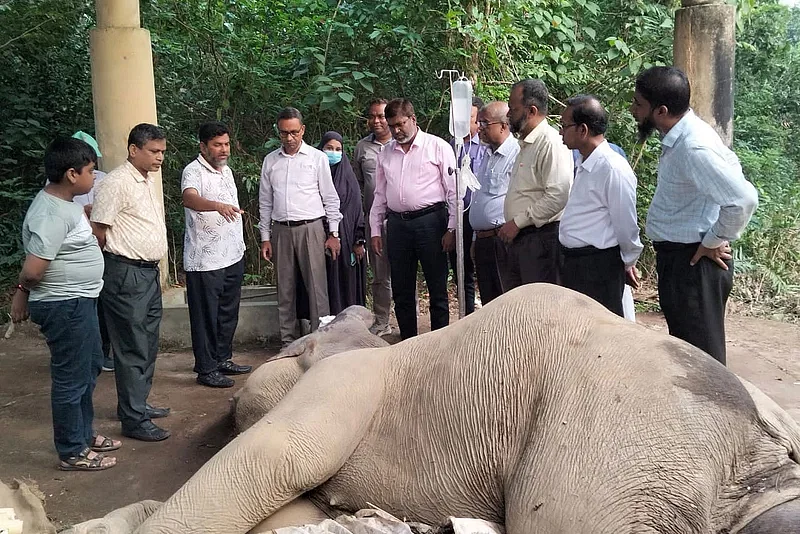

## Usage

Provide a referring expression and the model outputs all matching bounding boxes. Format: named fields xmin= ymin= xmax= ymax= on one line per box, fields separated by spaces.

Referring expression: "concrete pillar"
xmin=90 ymin=0 xmax=169 ymax=283
xmin=673 ymin=0 xmax=736 ymax=146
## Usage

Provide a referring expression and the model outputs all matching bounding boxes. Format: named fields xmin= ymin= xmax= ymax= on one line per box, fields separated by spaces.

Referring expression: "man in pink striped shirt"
xmin=369 ymin=99 xmax=457 ymax=339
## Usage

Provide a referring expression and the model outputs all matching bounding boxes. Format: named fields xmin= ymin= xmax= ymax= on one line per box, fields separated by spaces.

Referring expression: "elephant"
xmin=232 ymin=305 xmax=390 ymax=433
xmin=105 ymin=285 xmax=800 ymax=532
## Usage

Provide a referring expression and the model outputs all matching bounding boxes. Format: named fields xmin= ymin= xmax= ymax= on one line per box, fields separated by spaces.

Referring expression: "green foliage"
xmin=0 ymin=0 xmax=798 ymax=318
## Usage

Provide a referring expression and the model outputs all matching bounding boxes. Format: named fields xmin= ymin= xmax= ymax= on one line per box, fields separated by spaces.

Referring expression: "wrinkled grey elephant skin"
xmin=138 ymin=284 xmax=800 ymax=534
xmin=232 ymin=305 xmax=390 ymax=433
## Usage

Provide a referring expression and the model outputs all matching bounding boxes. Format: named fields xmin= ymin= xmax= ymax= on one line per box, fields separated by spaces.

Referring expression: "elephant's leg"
xmin=739 ymin=498 xmax=800 ymax=534
xmin=137 ymin=353 xmax=384 ymax=534
xmin=248 ymin=496 xmax=329 ymax=533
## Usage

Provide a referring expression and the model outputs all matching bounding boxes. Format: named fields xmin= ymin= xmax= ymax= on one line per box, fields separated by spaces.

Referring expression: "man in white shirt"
xmin=630 ymin=66 xmax=758 ymax=364
xmin=558 ymin=95 xmax=643 ymax=316
xmin=259 ymin=108 xmax=342 ymax=346
xmin=470 ymin=101 xmax=519 ymax=304
xmin=182 ymin=121 xmax=252 ymax=388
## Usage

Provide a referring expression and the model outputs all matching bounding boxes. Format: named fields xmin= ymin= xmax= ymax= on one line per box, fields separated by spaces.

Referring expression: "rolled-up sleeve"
xmin=258 ymin=156 xmax=274 ymax=241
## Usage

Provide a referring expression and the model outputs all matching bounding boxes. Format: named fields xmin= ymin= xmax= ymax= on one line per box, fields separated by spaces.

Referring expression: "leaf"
xmin=313 ymin=53 xmax=326 ymax=63
xmin=358 ymin=79 xmax=374 ymax=92
xmin=584 ymin=27 xmax=596 ymax=39
xmin=534 ymin=25 xmax=545 ymax=38
xmin=352 ymin=71 xmax=365 ymax=80
xmin=549 ymin=50 xmax=560 ymax=63
xmin=607 ymin=48 xmax=620 ymax=60
xmin=368 ymin=29 xmax=381 ymax=39
xmin=338 ymin=91 xmax=354 ymax=102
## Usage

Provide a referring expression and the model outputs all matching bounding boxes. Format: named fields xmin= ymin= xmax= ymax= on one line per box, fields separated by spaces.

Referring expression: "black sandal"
xmin=59 ymin=448 xmax=117 ymax=471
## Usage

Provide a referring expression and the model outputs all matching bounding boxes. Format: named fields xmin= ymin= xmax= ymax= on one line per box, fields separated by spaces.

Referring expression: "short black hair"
xmin=127 ymin=123 xmax=166 ymax=149
xmin=566 ymin=95 xmax=608 ymax=136
xmin=472 ymin=96 xmax=485 ymax=110
xmin=385 ymin=98 xmax=415 ymax=120
xmin=198 ymin=121 xmax=230 ymax=144
xmin=276 ymin=107 xmax=303 ymax=125
xmin=635 ymin=66 xmax=691 ymax=117
xmin=512 ymin=79 xmax=548 ymax=115
xmin=44 ymin=137 xmax=97 ymax=184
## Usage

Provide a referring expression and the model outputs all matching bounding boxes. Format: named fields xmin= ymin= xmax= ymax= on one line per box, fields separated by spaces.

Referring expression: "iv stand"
xmin=437 ymin=69 xmax=467 ymax=320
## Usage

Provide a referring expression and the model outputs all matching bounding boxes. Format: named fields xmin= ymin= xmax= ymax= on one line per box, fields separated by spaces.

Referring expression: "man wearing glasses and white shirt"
xmin=258 ymin=107 xmax=342 ymax=347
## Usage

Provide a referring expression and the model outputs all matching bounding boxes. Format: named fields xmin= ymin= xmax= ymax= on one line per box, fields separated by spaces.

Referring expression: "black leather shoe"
xmin=122 ymin=420 xmax=170 ymax=442
xmin=218 ymin=360 xmax=252 ymax=375
xmin=145 ymin=404 xmax=170 ymax=419
xmin=197 ymin=370 xmax=234 ymax=388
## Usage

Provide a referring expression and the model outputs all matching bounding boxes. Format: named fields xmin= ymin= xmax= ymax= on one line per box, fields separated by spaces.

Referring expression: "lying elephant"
xmin=232 ymin=305 xmax=390 ymax=433
xmin=131 ymin=285 xmax=800 ymax=532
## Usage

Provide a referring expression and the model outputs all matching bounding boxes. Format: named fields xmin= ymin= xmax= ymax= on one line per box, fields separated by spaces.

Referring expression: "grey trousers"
xmin=273 ymin=219 xmax=330 ymax=344
xmin=100 ymin=254 xmax=161 ymax=432
xmin=366 ymin=219 xmax=392 ymax=327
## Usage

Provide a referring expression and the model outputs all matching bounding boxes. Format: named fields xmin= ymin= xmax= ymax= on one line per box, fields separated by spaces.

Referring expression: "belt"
xmin=103 ymin=252 xmax=159 ymax=269
xmin=475 ymin=227 xmax=501 ymax=239
xmin=518 ymin=220 xmax=559 ymax=237
xmin=273 ymin=217 xmax=323 ymax=227
xmin=560 ymin=244 xmax=620 ymax=258
xmin=653 ymin=241 xmax=699 ymax=252
xmin=387 ymin=202 xmax=446 ymax=221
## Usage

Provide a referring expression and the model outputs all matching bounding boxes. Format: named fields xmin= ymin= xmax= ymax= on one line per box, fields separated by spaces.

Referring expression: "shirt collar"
xmin=521 ymin=119 xmax=549 ymax=144
xmin=578 ymin=140 xmax=611 ymax=173
xmin=661 ymin=109 xmax=695 ymax=148
xmin=369 ymin=133 xmax=390 ymax=146
xmin=196 ymin=154 xmax=225 ymax=174
xmin=123 ymin=160 xmax=148 ymax=183
xmin=392 ymin=128 xmax=424 ymax=152
xmin=281 ymin=141 xmax=310 ymax=157
xmin=493 ymin=134 xmax=518 ymax=158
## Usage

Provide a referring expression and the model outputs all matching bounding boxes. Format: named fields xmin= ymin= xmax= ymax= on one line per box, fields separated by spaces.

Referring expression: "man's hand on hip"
xmin=442 ymin=230 xmax=456 ymax=252
xmin=498 ymin=220 xmax=520 ymax=244
xmin=690 ymin=241 xmax=732 ymax=270
xmin=371 ymin=236 xmax=383 ymax=257
xmin=325 ymin=236 xmax=341 ymax=261
xmin=260 ymin=241 xmax=272 ymax=261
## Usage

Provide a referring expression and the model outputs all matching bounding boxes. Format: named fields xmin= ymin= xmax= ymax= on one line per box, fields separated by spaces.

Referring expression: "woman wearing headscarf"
xmin=297 ymin=132 xmax=367 ymax=319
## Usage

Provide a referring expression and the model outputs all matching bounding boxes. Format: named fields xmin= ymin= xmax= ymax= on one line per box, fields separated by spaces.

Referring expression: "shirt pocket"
xmin=487 ymin=169 xmax=508 ymax=195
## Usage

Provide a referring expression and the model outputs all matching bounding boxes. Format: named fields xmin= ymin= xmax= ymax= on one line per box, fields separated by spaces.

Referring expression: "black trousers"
xmin=560 ymin=245 xmax=625 ymax=317
xmin=507 ymin=221 xmax=561 ymax=288
xmin=473 ymin=233 xmax=512 ymax=304
xmin=186 ymin=258 xmax=244 ymax=376
xmin=448 ymin=210 xmax=475 ymax=314
xmin=387 ymin=205 xmax=449 ymax=340
xmin=654 ymin=241 xmax=733 ymax=365
xmin=100 ymin=253 xmax=162 ymax=431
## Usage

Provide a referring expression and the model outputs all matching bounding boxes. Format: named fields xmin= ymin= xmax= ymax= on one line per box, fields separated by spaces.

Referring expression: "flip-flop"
xmin=91 ymin=434 xmax=122 ymax=452
xmin=59 ymin=448 xmax=117 ymax=472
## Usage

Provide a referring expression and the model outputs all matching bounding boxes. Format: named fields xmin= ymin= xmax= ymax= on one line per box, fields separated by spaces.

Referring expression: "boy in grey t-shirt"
xmin=11 ymin=137 xmax=121 ymax=471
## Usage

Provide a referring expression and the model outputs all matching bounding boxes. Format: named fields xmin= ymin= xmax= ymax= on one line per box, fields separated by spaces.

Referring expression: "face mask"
xmin=325 ymin=150 xmax=342 ymax=165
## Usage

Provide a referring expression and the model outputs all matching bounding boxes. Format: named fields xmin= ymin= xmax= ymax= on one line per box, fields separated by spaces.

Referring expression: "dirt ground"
xmin=1 ymin=310 xmax=799 ymax=530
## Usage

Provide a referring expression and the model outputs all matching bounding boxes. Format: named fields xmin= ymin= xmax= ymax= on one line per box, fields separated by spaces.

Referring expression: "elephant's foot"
xmin=248 ymin=496 xmax=329 ymax=533
xmin=739 ymin=498 xmax=800 ymax=533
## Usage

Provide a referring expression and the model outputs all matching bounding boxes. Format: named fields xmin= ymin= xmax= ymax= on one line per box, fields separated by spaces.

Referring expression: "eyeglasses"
xmin=560 ymin=123 xmax=581 ymax=131
xmin=387 ymin=118 xmax=412 ymax=132
xmin=278 ymin=129 xmax=303 ymax=138
xmin=478 ymin=120 xmax=506 ymax=128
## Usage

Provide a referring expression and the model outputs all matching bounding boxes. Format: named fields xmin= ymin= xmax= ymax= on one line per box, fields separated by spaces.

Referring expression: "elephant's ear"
xmin=264 ymin=340 xmax=308 ymax=363
xmin=298 ymin=338 xmax=322 ymax=371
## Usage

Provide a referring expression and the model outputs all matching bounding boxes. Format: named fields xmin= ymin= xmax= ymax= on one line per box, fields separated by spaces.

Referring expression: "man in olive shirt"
xmin=501 ymin=78 xmax=573 ymax=286
xmin=91 ymin=123 xmax=171 ymax=442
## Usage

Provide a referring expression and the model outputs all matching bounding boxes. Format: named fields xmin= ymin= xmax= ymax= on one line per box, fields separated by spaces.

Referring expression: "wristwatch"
xmin=329 ymin=231 xmax=340 ymax=239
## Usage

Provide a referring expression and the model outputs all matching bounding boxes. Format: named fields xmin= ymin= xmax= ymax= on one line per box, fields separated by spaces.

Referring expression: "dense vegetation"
xmin=1 ymin=0 xmax=798 ymax=317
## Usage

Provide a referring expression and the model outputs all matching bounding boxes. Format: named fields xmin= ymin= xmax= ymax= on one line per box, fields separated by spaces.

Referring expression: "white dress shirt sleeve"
xmin=258 ymin=156 xmax=274 ymax=242
xmin=318 ymin=154 xmax=342 ymax=234
xmin=605 ymin=165 xmax=644 ymax=267
xmin=687 ymin=146 xmax=759 ymax=249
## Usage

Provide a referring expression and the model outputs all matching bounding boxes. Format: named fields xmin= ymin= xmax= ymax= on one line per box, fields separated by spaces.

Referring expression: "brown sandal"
xmin=91 ymin=434 xmax=122 ymax=452
xmin=59 ymin=448 xmax=117 ymax=471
